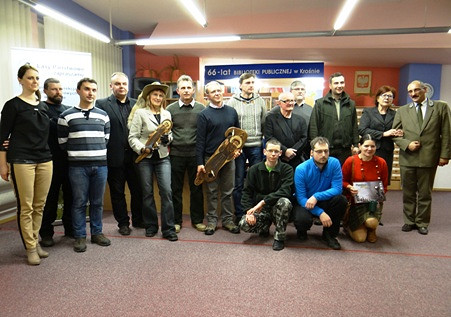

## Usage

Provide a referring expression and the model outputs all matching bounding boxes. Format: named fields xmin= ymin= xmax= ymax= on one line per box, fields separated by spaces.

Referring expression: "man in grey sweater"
xmin=227 ymin=72 xmax=267 ymax=223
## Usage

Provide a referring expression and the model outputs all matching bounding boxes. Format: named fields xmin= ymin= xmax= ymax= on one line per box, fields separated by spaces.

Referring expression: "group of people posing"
xmin=0 ymin=65 xmax=449 ymax=264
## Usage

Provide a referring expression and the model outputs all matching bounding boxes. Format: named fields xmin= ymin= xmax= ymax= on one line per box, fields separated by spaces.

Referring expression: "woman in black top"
xmin=0 ymin=64 xmax=53 ymax=265
xmin=358 ymin=85 xmax=403 ymax=183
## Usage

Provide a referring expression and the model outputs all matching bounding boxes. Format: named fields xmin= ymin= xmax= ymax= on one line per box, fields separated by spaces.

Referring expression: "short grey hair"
xmin=177 ymin=75 xmax=194 ymax=88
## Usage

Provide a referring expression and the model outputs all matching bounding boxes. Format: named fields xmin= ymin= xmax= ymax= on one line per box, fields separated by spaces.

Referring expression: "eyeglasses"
xmin=313 ymin=149 xmax=329 ymax=154
xmin=280 ymin=100 xmax=295 ymax=103
xmin=380 ymin=94 xmax=394 ymax=99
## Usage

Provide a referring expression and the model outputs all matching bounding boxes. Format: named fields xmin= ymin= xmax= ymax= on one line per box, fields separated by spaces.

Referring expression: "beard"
xmin=47 ymin=95 xmax=63 ymax=105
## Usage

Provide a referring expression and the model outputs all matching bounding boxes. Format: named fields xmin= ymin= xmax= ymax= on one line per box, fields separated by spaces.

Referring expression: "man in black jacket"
xmin=309 ymin=72 xmax=359 ymax=165
xmin=39 ymin=78 xmax=73 ymax=247
xmin=238 ymin=139 xmax=293 ymax=251
xmin=96 ymin=72 xmax=143 ymax=235
xmin=265 ymin=92 xmax=308 ymax=169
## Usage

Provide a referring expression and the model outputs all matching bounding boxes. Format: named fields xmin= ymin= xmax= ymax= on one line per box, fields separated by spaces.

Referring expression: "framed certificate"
xmin=353 ymin=181 xmax=385 ymax=203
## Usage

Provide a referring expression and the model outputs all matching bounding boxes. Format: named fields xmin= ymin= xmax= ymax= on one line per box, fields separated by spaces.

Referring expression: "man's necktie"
xmin=417 ymin=103 xmax=423 ymax=127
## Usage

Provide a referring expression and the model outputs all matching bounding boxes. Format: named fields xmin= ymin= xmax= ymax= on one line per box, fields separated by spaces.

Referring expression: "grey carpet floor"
xmin=0 ymin=191 xmax=450 ymax=317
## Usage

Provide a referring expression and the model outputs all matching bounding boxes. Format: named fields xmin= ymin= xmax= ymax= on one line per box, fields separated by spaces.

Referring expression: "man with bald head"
xmin=265 ymin=92 xmax=308 ymax=169
xmin=96 ymin=72 xmax=143 ymax=235
xmin=393 ymin=80 xmax=450 ymax=235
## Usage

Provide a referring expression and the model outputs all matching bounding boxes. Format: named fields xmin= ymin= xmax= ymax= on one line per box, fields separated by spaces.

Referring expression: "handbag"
xmin=342 ymin=157 xmax=354 ymax=228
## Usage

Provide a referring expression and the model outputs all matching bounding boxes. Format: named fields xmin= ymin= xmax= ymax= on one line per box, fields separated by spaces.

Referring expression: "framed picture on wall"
xmin=354 ymin=71 xmax=372 ymax=94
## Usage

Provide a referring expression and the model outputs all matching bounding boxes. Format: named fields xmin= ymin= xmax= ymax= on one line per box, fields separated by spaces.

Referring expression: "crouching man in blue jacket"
xmin=293 ymin=137 xmax=347 ymax=250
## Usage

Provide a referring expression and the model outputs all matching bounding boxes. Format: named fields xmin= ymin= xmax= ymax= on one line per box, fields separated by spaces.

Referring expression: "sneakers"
xmin=40 ymin=236 xmax=55 ymax=247
xmin=322 ymin=232 xmax=341 ymax=250
xmin=118 ymin=225 xmax=131 ymax=236
xmin=91 ymin=234 xmax=111 ymax=247
xmin=74 ymin=237 xmax=87 ymax=252
xmin=192 ymin=223 xmax=207 ymax=232
xmin=223 ymin=223 xmax=240 ymax=234
xmin=272 ymin=239 xmax=285 ymax=251
xmin=175 ymin=224 xmax=181 ymax=233
xmin=26 ymin=248 xmax=41 ymax=265
xmin=205 ymin=224 xmax=216 ymax=235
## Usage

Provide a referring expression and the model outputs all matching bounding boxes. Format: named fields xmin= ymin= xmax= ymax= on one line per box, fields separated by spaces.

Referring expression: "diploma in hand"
xmin=353 ymin=181 xmax=386 ymax=204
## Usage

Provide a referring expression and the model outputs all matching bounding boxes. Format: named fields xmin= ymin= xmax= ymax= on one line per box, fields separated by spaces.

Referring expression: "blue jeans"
xmin=233 ymin=146 xmax=263 ymax=218
xmin=136 ymin=157 xmax=175 ymax=235
xmin=69 ymin=165 xmax=108 ymax=238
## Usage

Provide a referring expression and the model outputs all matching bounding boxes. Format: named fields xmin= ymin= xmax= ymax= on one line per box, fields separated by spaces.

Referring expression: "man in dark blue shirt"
xmin=196 ymin=81 xmax=241 ymax=235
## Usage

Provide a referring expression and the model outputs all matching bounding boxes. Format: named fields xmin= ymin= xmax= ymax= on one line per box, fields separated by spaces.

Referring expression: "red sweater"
xmin=342 ymin=154 xmax=389 ymax=200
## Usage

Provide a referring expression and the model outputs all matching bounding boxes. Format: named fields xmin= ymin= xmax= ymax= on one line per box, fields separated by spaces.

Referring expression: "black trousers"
xmin=107 ymin=150 xmax=143 ymax=227
xmin=293 ymin=195 xmax=347 ymax=237
xmin=170 ymin=155 xmax=204 ymax=225
xmin=330 ymin=147 xmax=352 ymax=166
xmin=39 ymin=158 xmax=73 ymax=238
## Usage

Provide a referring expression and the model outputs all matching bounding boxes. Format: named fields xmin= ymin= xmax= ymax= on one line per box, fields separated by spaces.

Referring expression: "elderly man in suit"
xmin=265 ymin=92 xmax=308 ymax=169
xmin=393 ymin=80 xmax=450 ymax=235
xmin=96 ymin=72 xmax=143 ymax=235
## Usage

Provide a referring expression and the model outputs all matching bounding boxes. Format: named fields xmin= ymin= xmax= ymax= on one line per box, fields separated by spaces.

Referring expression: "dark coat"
xmin=358 ymin=106 xmax=396 ymax=152
xmin=264 ymin=110 xmax=307 ymax=168
xmin=309 ymin=90 xmax=359 ymax=148
xmin=96 ymin=94 xmax=136 ymax=167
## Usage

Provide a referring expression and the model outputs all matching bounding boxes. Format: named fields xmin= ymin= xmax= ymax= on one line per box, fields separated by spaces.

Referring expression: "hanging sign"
xmin=205 ymin=62 xmax=324 ymax=81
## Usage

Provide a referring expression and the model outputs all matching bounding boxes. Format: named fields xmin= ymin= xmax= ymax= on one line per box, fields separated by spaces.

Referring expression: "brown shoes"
xmin=366 ymin=229 xmax=377 ymax=243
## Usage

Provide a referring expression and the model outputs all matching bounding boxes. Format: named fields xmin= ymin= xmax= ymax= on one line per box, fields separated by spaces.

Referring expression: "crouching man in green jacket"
xmin=239 ymin=138 xmax=294 ymax=251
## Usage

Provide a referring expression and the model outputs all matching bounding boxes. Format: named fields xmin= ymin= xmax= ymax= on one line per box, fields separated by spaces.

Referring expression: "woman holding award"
xmin=342 ymin=134 xmax=389 ymax=243
xmin=128 ymin=82 xmax=178 ymax=241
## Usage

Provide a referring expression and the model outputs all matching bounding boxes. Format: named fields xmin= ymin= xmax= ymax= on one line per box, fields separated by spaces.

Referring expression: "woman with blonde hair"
xmin=128 ymin=82 xmax=178 ymax=241
xmin=0 ymin=64 xmax=53 ymax=265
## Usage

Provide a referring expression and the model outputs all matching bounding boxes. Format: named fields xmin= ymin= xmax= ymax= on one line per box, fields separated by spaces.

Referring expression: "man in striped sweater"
xmin=58 ymin=78 xmax=111 ymax=253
